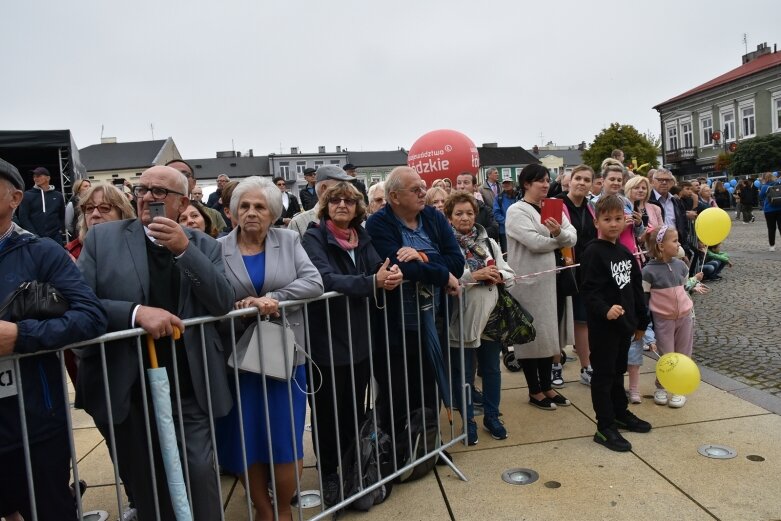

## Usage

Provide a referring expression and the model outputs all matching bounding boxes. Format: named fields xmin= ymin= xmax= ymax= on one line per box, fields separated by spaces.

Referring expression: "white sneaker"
xmin=629 ymin=391 xmax=642 ymax=404
xmin=770 ymin=246 xmax=776 ymax=252
xmin=653 ymin=389 xmax=668 ymax=405
xmin=668 ymin=394 xmax=687 ymax=408
xmin=551 ymin=364 xmax=565 ymax=388
xmin=580 ymin=366 xmax=593 ymax=386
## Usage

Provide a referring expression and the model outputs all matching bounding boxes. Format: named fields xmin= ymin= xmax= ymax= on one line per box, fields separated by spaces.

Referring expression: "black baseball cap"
xmin=303 ymin=167 xmax=317 ymax=175
xmin=343 ymin=163 xmax=357 ymax=171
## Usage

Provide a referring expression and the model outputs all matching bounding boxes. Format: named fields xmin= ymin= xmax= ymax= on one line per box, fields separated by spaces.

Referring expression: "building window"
xmin=279 ymin=165 xmax=290 ymax=177
xmin=720 ymin=109 xmax=735 ymax=141
xmin=296 ymin=161 xmax=307 ymax=174
xmin=681 ymin=119 xmax=693 ymax=148
xmin=501 ymin=168 xmax=511 ymax=177
xmin=314 ymin=161 xmax=324 ymax=168
xmin=330 ymin=160 xmax=341 ymax=165
xmin=772 ymin=93 xmax=781 ymax=133
xmin=740 ymin=103 xmax=755 ymax=138
xmin=666 ymin=124 xmax=679 ymax=150
xmin=700 ymin=114 xmax=713 ymax=147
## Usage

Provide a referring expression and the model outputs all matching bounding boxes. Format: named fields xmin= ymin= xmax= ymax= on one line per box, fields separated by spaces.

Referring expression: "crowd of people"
xmin=1 ymin=151 xmax=779 ymax=520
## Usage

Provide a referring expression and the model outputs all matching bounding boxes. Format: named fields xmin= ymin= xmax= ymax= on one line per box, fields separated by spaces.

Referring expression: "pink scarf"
xmin=326 ymin=219 xmax=359 ymax=250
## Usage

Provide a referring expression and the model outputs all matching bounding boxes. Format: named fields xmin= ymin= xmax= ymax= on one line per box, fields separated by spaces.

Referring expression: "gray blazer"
xmin=76 ymin=218 xmax=235 ymax=425
xmin=219 ymin=227 xmax=323 ymax=364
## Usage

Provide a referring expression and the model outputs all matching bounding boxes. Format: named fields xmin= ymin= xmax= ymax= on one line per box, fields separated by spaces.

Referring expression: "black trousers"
xmin=765 ymin=211 xmax=781 ymax=246
xmin=309 ymin=359 xmax=370 ymax=476
xmin=0 ymin=429 xmax=76 ymax=521
xmin=588 ymin=325 xmax=629 ymax=430
xmin=97 ymin=384 xmax=221 ymax=521
xmin=374 ymin=331 xmax=438 ymax=435
xmin=521 ymin=356 xmax=554 ymax=395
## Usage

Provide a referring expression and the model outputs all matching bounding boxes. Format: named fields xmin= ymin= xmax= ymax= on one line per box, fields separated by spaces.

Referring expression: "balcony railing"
xmin=665 ymin=146 xmax=698 ymax=163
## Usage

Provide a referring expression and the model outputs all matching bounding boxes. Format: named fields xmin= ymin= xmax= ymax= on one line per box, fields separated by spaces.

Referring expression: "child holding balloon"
xmin=643 ymin=226 xmax=709 ymax=408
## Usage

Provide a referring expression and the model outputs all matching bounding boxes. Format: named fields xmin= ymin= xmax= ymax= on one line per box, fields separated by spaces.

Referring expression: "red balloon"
xmin=407 ymin=129 xmax=480 ymax=186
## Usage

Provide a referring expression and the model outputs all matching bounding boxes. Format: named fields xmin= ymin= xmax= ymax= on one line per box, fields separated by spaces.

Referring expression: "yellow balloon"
xmin=656 ymin=353 xmax=701 ymax=395
xmin=695 ymin=207 xmax=731 ymax=246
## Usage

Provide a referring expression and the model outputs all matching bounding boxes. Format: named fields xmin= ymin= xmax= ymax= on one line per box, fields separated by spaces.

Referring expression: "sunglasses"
xmin=328 ymin=197 xmax=358 ymax=206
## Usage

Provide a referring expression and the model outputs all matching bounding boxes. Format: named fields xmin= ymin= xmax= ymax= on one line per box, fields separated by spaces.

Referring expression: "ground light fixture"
xmin=501 ymin=468 xmax=539 ymax=485
xmin=697 ymin=444 xmax=737 ymax=459
xmin=291 ymin=490 xmax=322 ymax=509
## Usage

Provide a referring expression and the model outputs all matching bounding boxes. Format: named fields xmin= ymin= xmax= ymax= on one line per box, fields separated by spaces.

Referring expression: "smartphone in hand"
xmin=149 ymin=202 xmax=166 ymax=219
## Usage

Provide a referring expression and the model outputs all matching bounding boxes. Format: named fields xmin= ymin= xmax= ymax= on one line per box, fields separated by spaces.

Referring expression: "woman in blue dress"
xmin=217 ymin=176 xmax=323 ymax=520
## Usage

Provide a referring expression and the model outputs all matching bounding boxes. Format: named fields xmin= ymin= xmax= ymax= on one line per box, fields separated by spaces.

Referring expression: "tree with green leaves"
xmin=730 ymin=134 xmax=781 ymax=176
xmin=581 ymin=123 xmax=660 ymax=172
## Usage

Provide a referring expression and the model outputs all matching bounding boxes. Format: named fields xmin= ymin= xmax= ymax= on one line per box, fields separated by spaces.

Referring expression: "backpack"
xmin=340 ymin=411 xmax=394 ymax=512
xmin=395 ymin=407 xmax=440 ymax=483
xmin=767 ymin=182 xmax=781 ymax=207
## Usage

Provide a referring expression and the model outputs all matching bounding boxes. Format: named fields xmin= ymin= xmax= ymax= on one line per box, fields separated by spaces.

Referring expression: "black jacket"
xmin=302 ymin=219 xmax=382 ymax=365
xmin=476 ymin=200 xmax=500 ymax=242
xmin=299 ymin=185 xmax=318 ymax=211
xmin=579 ymin=239 xmax=649 ymax=336
xmin=274 ymin=193 xmax=301 ymax=226
xmin=16 ymin=187 xmax=65 ymax=244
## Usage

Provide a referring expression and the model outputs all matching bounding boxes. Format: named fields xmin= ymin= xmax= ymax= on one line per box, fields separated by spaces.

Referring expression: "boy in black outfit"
xmin=580 ymin=195 xmax=652 ymax=452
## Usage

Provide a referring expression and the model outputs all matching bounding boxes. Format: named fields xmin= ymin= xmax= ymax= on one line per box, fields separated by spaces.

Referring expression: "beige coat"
xmin=505 ymin=200 xmax=577 ymax=359
xmin=448 ymin=226 xmax=515 ymax=348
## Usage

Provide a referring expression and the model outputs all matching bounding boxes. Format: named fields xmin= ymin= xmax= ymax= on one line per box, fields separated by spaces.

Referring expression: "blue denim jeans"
xmin=451 ymin=339 xmax=503 ymax=420
xmin=702 ymin=260 xmax=725 ymax=279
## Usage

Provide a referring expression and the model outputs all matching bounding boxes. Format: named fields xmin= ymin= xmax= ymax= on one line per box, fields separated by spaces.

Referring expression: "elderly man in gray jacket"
xmin=77 ymin=165 xmax=234 ymax=521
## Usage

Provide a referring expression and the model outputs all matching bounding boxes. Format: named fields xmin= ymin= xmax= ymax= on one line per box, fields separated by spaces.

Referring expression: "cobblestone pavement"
xmin=691 ymin=209 xmax=781 ymax=398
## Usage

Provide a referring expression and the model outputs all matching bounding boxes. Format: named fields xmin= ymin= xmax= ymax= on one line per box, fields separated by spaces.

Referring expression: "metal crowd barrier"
xmin=0 ymin=283 xmax=469 ymax=521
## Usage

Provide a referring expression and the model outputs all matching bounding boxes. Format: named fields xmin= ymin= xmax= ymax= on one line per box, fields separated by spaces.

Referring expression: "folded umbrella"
xmin=146 ymin=330 xmax=192 ymax=521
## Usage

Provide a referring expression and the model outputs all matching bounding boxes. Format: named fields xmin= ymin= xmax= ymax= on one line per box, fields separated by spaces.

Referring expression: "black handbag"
xmin=0 ymin=281 xmax=69 ymax=321
xmin=483 ymin=285 xmax=536 ymax=346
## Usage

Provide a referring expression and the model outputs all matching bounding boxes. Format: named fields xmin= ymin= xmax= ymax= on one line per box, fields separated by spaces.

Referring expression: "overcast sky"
xmin=3 ymin=0 xmax=779 ymax=159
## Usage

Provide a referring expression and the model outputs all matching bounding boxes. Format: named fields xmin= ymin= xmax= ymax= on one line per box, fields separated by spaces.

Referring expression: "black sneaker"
xmin=467 ymin=420 xmax=479 ymax=446
xmin=615 ymin=410 xmax=652 ymax=433
xmin=594 ymin=426 xmax=632 ymax=452
xmin=322 ymin=473 xmax=341 ymax=507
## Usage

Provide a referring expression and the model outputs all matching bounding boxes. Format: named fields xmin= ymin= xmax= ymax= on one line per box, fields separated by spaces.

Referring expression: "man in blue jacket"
xmin=366 ymin=166 xmax=464 ymax=432
xmin=15 ymin=166 xmax=66 ymax=245
xmin=493 ymin=175 xmax=519 ymax=253
xmin=0 ymin=158 xmax=107 ymax=521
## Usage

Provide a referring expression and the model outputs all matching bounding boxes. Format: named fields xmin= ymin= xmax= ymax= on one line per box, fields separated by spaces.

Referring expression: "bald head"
xmin=136 ymin=165 xmax=191 ymax=225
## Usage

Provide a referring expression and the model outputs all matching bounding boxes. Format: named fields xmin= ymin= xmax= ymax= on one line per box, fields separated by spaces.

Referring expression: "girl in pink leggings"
xmin=642 ymin=226 xmax=708 ymax=408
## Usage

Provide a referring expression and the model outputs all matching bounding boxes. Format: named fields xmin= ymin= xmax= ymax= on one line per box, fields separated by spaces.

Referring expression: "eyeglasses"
xmin=132 ymin=185 xmax=185 ymax=199
xmin=655 ymin=178 xmax=674 ymax=183
xmin=81 ymin=203 xmax=114 ymax=214
xmin=328 ymin=197 xmax=358 ymax=206
xmin=398 ymin=186 xmax=427 ymax=196
xmin=276 ymin=183 xmax=286 ymax=188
